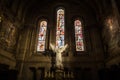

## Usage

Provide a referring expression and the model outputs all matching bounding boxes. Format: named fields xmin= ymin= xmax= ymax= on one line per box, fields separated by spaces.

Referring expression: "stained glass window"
xmin=56 ymin=9 xmax=65 ymax=48
xmin=74 ymin=20 xmax=84 ymax=51
xmin=37 ymin=21 xmax=47 ymax=51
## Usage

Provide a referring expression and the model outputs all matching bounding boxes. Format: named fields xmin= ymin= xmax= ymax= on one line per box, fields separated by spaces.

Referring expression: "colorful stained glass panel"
xmin=37 ymin=21 xmax=47 ymax=51
xmin=56 ymin=9 xmax=65 ymax=48
xmin=74 ymin=20 xmax=84 ymax=51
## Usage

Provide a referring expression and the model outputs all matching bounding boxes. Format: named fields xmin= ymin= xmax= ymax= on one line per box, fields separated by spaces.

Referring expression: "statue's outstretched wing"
xmin=61 ymin=44 xmax=68 ymax=53
xmin=50 ymin=43 xmax=55 ymax=52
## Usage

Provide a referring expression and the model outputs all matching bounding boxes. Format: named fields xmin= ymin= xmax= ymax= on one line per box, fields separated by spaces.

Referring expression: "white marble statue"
xmin=50 ymin=43 xmax=68 ymax=69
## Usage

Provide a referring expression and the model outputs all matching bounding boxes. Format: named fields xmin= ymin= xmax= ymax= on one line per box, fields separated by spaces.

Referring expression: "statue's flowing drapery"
xmin=50 ymin=43 xmax=68 ymax=69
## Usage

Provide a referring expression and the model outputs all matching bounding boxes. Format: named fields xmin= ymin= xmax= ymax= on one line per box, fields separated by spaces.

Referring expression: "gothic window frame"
xmin=73 ymin=18 xmax=86 ymax=55
xmin=36 ymin=19 xmax=48 ymax=54
xmin=55 ymin=7 xmax=65 ymax=49
xmin=54 ymin=7 xmax=68 ymax=56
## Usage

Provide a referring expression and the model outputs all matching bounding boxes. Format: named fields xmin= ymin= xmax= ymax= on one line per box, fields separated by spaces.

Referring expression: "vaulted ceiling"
xmin=1 ymin=0 xmax=119 ymax=26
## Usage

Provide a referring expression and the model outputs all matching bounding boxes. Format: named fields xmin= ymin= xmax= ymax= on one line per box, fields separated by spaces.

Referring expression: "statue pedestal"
xmin=55 ymin=69 xmax=64 ymax=80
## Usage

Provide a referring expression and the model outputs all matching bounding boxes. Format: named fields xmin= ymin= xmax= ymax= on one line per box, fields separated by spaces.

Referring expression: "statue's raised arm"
xmin=50 ymin=43 xmax=56 ymax=53
xmin=60 ymin=44 xmax=68 ymax=53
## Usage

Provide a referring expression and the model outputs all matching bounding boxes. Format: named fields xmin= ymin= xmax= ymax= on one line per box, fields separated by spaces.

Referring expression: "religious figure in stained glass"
xmin=56 ymin=9 xmax=65 ymax=48
xmin=37 ymin=21 xmax=47 ymax=51
xmin=74 ymin=20 xmax=84 ymax=51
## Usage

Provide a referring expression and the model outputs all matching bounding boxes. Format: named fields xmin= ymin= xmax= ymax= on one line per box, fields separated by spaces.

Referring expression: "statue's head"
xmin=50 ymin=43 xmax=68 ymax=54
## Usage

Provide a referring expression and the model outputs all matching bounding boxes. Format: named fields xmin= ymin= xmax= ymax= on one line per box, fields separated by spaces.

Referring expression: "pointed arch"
xmin=74 ymin=19 xmax=84 ymax=51
xmin=56 ymin=8 xmax=65 ymax=48
xmin=37 ymin=20 xmax=47 ymax=51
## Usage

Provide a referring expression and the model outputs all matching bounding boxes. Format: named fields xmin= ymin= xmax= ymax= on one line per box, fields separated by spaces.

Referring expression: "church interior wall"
xmin=0 ymin=0 xmax=120 ymax=80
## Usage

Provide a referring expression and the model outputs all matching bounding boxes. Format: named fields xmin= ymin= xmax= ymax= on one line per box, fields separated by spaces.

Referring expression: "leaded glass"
xmin=56 ymin=9 xmax=64 ymax=48
xmin=37 ymin=21 xmax=47 ymax=51
xmin=74 ymin=20 xmax=84 ymax=51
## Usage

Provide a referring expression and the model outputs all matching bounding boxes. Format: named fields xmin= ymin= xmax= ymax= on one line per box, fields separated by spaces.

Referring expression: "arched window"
xmin=74 ymin=19 xmax=84 ymax=51
xmin=37 ymin=21 xmax=47 ymax=52
xmin=56 ymin=8 xmax=65 ymax=48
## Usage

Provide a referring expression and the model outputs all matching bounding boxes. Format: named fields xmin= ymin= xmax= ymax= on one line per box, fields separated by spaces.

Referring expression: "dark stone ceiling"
xmin=0 ymin=0 xmax=119 ymax=26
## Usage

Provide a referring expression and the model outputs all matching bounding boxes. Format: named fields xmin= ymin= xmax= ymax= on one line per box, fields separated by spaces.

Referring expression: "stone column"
xmin=29 ymin=67 xmax=36 ymax=80
xmin=55 ymin=69 xmax=64 ymax=80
